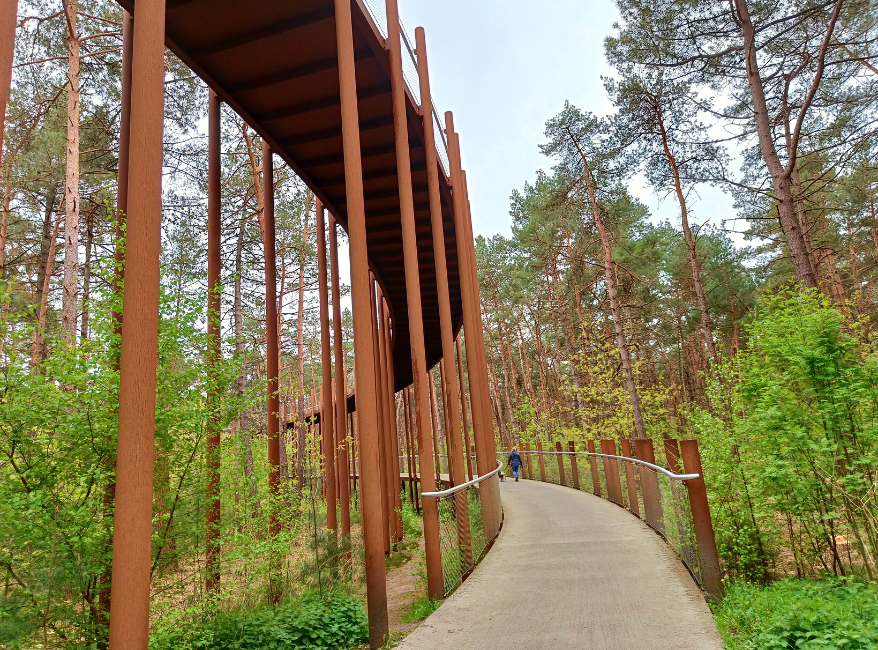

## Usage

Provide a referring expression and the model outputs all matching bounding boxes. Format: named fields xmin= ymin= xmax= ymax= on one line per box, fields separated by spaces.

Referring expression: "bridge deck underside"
xmin=120 ymin=0 xmax=462 ymax=390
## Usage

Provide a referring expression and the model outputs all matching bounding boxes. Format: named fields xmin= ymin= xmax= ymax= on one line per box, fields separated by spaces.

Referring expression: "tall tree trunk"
xmin=80 ymin=211 xmax=92 ymax=340
xmin=0 ymin=164 xmax=11 ymax=277
xmin=61 ymin=0 xmax=80 ymax=343
xmin=568 ymin=135 xmax=647 ymax=438
xmin=32 ymin=202 xmax=61 ymax=367
xmin=295 ymin=194 xmax=312 ymax=493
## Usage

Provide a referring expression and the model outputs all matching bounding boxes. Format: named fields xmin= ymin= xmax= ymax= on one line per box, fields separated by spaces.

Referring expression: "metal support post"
xmin=108 ymin=0 xmax=166 ymax=646
xmin=680 ymin=440 xmax=722 ymax=601
xmin=371 ymin=278 xmax=391 ymax=553
xmin=568 ymin=441 xmax=580 ymax=490
xmin=620 ymin=439 xmax=640 ymax=518
xmin=524 ymin=442 xmax=533 ymax=480
xmin=380 ymin=298 xmax=403 ymax=541
xmin=317 ymin=201 xmax=338 ymax=531
xmin=455 ymin=338 xmax=473 ymax=481
xmin=329 ymin=214 xmax=351 ymax=536
xmin=587 ymin=439 xmax=601 ymax=497
xmin=634 ymin=439 xmax=664 ymax=533
xmin=555 ymin=441 xmax=567 ymax=486
xmin=0 ymin=0 xmax=18 ymax=176
xmin=333 ymin=0 xmax=388 ymax=639
xmin=537 ymin=441 xmax=547 ymax=482
xmin=600 ymin=439 xmax=623 ymax=506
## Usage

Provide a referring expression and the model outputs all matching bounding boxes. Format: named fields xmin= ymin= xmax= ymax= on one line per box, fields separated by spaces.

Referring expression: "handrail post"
xmin=537 ymin=441 xmax=547 ymax=482
xmin=587 ymin=440 xmax=601 ymax=496
xmin=634 ymin=439 xmax=664 ymax=533
xmin=524 ymin=443 xmax=533 ymax=480
xmin=555 ymin=441 xmax=567 ymax=486
xmin=620 ymin=439 xmax=640 ymax=518
xmin=680 ymin=440 xmax=723 ymax=602
xmin=600 ymin=440 xmax=623 ymax=506
xmin=568 ymin=441 xmax=580 ymax=490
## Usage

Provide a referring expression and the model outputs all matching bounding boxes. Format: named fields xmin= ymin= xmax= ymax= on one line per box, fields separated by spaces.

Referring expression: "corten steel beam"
xmin=587 ymin=439 xmax=601 ymax=496
xmin=0 ymin=0 xmax=17 ymax=177
xmin=680 ymin=439 xmax=723 ymax=601
xmin=371 ymin=279 xmax=391 ymax=554
xmin=555 ymin=441 xmax=567 ymax=486
xmin=108 ymin=0 xmax=166 ymax=647
xmin=263 ymin=142 xmax=282 ymax=604
xmin=379 ymin=297 xmax=402 ymax=541
xmin=316 ymin=201 xmax=338 ymax=531
xmin=112 ymin=10 xmax=133 ymax=346
xmin=601 ymin=439 xmax=623 ymax=506
xmin=635 ymin=438 xmax=664 ymax=533
xmin=205 ymin=89 xmax=222 ymax=595
xmin=385 ymin=5 xmax=443 ymax=594
xmin=403 ymin=386 xmax=415 ymax=506
xmin=620 ymin=439 xmax=640 ymax=518
xmin=456 ymin=338 xmax=473 ymax=481
xmin=568 ymin=441 xmax=580 ymax=490
xmin=414 ymin=24 xmax=471 ymax=557
xmin=329 ymin=214 xmax=351 ymax=536
xmin=524 ymin=442 xmax=533 ymax=480
xmin=537 ymin=441 xmax=547 ymax=482
xmin=445 ymin=117 xmax=492 ymax=484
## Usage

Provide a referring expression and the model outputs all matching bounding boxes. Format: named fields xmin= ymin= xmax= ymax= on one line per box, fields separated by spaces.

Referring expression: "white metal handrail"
xmin=508 ymin=451 xmax=699 ymax=481
xmin=421 ymin=460 xmax=504 ymax=498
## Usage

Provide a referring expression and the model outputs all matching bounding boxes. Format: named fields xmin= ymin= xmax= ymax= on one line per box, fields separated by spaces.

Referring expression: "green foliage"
xmin=693 ymin=291 xmax=878 ymax=580
xmin=399 ymin=595 xmax=441 ymax=624
xmin=149 ymin=593 xmax=368 ymax=650
xmin=714 ymin=578 xmax=878 ymax=649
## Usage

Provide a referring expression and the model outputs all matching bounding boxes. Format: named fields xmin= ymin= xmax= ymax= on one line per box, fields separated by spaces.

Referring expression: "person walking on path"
xmin=508 ymin=447 xmax=522 ymax=481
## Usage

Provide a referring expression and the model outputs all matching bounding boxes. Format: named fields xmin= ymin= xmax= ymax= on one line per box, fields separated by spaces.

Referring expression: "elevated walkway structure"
xmin=398 ymin=480 xmax=724 ymax=649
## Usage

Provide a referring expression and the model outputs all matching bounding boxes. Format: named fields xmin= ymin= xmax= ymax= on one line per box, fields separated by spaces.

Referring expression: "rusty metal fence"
xmin=505 ymin=438 xmax=721 ymax=600
xmin=421 ymin=461 xmax=503 ymax=595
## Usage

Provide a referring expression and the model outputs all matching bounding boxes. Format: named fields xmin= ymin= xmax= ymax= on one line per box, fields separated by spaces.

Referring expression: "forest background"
xmin=1 ymin=0 xmax=877 ymax=648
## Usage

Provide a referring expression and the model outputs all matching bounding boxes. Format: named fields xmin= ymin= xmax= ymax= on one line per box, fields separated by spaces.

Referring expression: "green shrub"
xmin=714 ymin=577 xmax=878 ymax=649
xmin=400 ymin=595 xmax=441 ymax=624
xmin=149 ymin=593 xmax=368 ymax=650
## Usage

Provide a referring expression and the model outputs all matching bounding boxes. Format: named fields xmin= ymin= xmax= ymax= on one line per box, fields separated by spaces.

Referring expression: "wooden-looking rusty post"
xmin=108 ymin=0 xmax=166 ymax=646
xmin=537 ymin=440 xmax=547 ymax=482
xmin=680 ymin=439 xmax=723 ymax=601
xmin=370 ymin=279 xmax=391 ymax=553
xmin=555 ymin=441 xmax=567 ymax=486
xmin=316 ymin=201 xmax=338 ymax=532
xmin=456 ymin=338 xmax=473 ymax=481
xmin=635 ymin=439 xmax=664 ymax=533
xmin=620 ymin=439 xmax=640 ymax=518
xmin=329 ymin=214 xmax=350 ymax=536
xmin=587 ymin=439 xmax=601 ymax=497
xmin=205 ymin=89 xmax=221 ymax=595
xmin=333 ymin=0 xmax=388 ymax=639
xmin=380 ymin=298 xmax=403 ymax=542
xmin=601 ymin=439 xmax=623 ymax=505
xmin=568 ymin=441 xmax=580 ymax=490
xmin=524 ymin=442 xmax=533 ymax=480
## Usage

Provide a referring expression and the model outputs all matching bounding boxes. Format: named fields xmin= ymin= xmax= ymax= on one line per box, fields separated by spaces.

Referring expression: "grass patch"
xmin=714 ymin=577 xmax=878 ymax=649
xmin=385 ymin=550 xmax=413 ymax=570
xmin=149 ymin=592 xmax=368 ymax=650
xmin=400 ymin=594 xmax=441 ymax=624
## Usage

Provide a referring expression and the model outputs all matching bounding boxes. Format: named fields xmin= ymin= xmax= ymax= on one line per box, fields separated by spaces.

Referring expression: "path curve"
xmin=397 ymin=479 xmax=723 ymax=649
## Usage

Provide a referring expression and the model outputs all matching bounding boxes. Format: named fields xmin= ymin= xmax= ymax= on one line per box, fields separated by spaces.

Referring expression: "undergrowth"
xmin=399 ymin=595 xmax=441 ymax=624
xmin=149 ymin=592 xmax=368 ymax=650
xmin=713 ymin=577 xmax=878 ymax=649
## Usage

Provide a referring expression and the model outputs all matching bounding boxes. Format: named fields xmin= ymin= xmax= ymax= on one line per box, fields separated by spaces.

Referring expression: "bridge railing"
xmin=421 ymin=460 xmax=504 ymax=596
xmin=506 ymin=438 xmax=722 ymax=601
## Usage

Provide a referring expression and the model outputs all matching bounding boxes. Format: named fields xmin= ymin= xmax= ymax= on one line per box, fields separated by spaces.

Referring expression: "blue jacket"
xmin=508 ymin=450 xmax=522 ymax=469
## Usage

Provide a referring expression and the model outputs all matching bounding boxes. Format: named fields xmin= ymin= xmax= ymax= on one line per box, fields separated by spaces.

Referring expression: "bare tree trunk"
xmin=569 ymin=136 xmax=647 ymax=438
xmin=32 ymin=203 xmax=61 ymax=367
xmin=61 ymin=0 xmax=80 ymax=343
xmin=0 ymin=164 xmax=11 ymax=276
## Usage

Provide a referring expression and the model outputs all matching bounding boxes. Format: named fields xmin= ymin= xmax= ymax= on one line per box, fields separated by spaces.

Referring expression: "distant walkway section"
xmin=397 ymin=479 xmax=723 ymax=649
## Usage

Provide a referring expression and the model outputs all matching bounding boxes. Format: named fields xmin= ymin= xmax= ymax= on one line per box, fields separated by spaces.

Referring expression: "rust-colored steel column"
xmin=380 ymin=299 xmax=403 ymax=541
xmin=329 ymin=214 xmax=350 ymax=535
xmin=524 ymin=442 xmax=533 ymax=480
xmin=108 ymin=0 xmax=165 ymax=646
xmin=205 ymin=89 xmax=222 ymax=595
xmin=587 ymin=439 xmax=601 ymax=496
xmin=316 ymin=202 xmax=338 ymax=531
xmin=263 ymin=143 xmax=281 ymax=555
xmin=537 ymin=441 xmax=547 ymax=482
xmin=555 ymin=441 xmax=567 ymax=486
xmin=0 ymin=0 xmax=18 ymax=175
xmin=456 ymin=338 xmax=473 ymax=481
xmin=600 ymin=439 xmax=623 ymax=505
xmin=387 ymin=13 xmax=443 ymax=594
xmin=664 ymin=438 xmax=682 ymax=473
xmin=445 ymin=115 xmax=492 ymax=478
xmin=680 ymin=439 xmax=722 ymax=601
xmin=112 ymin=9 xmax=133 ymax=343
xmin=333 ymin=0 xmax=389 ymax=637
xmin=403 ymin=387 xmax=415 ymax=505
xmin=620 ymin=439 xmax=640 ymax=518
xmin=635 ymin=438 xmax=664 ymax=532
xmin=370 ymin=278 xmax=391 ymax=553
xmin=568 ymin=441 xmax=580 ymax=490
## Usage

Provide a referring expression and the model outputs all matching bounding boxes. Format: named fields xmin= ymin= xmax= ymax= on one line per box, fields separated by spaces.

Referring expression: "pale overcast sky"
xmin=396 ymin=0 xmax=739 ymax=240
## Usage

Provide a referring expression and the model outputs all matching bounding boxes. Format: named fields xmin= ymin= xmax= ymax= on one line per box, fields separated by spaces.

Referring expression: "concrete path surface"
xmin=396 ymin=479 xmax=723 ymax=650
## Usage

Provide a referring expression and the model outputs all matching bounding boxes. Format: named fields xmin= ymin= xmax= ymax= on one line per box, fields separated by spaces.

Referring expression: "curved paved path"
xmin=397 ymin=479 xmax=723 ymax=649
